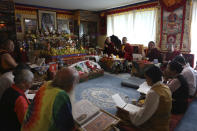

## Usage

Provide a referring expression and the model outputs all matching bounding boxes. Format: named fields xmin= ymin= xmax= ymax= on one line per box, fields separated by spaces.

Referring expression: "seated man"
xmin=0 ymin=67 xmax=34 ymax=130
xmin=0 ymin=39 xmax=17 ymax=74
xmin=0 ymin=71 xmax=13 ymax=99
xmin=146 ymin=41 xmax=162 ymax=63
xmin=161 ymin=44 xmax=180 ymax=72
xmin=122 ymin=37 xmax=133 ymax=61
xmin=117 ymin=66 xmax=172 ymax=131
xmin=173 ymin=55 xmax=196 ymax=97
xmin=21 ymin=67 xmax=79 ymax=131
xmin=118 ymin=37 xmax=126 ymax=58
xmin=110 ymin=35 xmax=122 ymax=56
xmin=103 ymin=37 xmax=116 ymax=56
xmin=166 ymin=61 xmax=189 ymax=114
xmin=164 ymin=44 xmax=180 ymax=62
xmin=0 ymin=64 xmax=31 ymax=99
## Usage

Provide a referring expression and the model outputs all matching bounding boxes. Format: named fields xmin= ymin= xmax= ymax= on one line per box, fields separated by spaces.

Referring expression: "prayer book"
xmin=73 ymin=99 xmax=120 ymax=131
xmin=112 ymin=94 xmax=140 ymax=113
xmin=73 ymin=100 xmax=100 ymax=125
xmin=112 ymin=94 xmax=126 ymax=108
xmin=29 ymin=58 xmax=45 ymax=68
xmin=137 ymin=82 xmax=151 ymax=94
xmin=26 ymin=94 xmax=35 ymax=100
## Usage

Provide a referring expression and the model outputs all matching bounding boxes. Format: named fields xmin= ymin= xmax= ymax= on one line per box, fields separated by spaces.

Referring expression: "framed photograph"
xmin=38 ymin=10 xmax=57 ymax=32
xmin=57 ymin=19 xmax=70 ymax=33
xmin=24 ymin=18 xmax=37 ymax=34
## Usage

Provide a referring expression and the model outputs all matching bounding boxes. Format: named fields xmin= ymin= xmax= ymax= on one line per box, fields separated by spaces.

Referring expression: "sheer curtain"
xmin=107 ymin=8 xmax=157 ymax=46
xmin=191 ymin=0 xmax=197 ymax=66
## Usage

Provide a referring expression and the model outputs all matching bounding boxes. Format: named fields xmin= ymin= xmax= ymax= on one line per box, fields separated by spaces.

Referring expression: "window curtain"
xmin=191 ymin=0 xmax=197 ymax=66
xmin=107 ymin=8 xmax=157 ymax=46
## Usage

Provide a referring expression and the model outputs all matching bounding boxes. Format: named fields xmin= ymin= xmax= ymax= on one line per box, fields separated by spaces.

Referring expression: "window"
xmin=107 ymin=8 xmax=157 ymax=46
xmin=191 ymin=0 xmax=197 ymax=66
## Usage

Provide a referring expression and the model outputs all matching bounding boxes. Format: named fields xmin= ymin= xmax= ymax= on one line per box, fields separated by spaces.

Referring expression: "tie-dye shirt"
xmin=21 ymin=81 xmax=75 ymax=131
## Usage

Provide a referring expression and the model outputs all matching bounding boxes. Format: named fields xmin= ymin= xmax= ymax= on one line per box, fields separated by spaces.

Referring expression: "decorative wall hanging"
xmin=159 ymin=0 xmax=189 ymax=52
xmin=38 ymin=10 xmax=57 ymax=32
xmin=159 ymin=0 xmax=187 ymax=11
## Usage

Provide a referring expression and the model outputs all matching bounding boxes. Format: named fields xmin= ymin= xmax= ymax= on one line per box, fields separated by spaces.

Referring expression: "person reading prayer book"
xmin=21 ymin=68 xmax=79 ymax=131
xmin=165 ymin=61 xmax=189 ymax=114
xmin=116 ymin=65 xmax=172 ymax=131
xmin=172 ymin=55 xmax=196 ymax=97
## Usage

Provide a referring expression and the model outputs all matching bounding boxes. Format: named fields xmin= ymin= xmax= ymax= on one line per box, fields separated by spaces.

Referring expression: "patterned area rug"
xmin=75 ymin=73 xmax=140 ymax=114
xmin=75 ymin=73 xmax=197 ymax=131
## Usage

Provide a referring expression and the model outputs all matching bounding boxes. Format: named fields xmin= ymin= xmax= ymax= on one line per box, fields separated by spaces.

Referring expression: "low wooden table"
xmin=131 ymin=60 xmax=154 ymax=78
xmin=100 ymin=57 xmax=125 ymax=73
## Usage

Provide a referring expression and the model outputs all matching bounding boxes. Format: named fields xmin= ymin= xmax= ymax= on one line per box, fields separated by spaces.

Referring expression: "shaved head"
xmin=52 ymin=67 xmax=79 ymax=92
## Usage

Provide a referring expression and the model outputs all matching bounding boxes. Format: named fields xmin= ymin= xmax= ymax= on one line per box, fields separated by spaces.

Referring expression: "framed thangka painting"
xmin=38 ymin=10 xmax=57 ymax=32
xmin=24 ymin=18 xmax=37 ymax=34
xmin=159 ymin=0 xmax=190 ymax=52
xmin=57 ymin=19 xmax=70 ymax=34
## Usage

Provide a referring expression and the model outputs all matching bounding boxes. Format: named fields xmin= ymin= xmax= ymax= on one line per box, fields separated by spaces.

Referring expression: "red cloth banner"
xmin=159 ymin=0 xmax=187 ymax=11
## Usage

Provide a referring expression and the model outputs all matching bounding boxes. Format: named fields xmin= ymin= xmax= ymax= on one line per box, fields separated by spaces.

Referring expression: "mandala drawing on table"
xmin=81 ymin=87 xmax=128 ymax=110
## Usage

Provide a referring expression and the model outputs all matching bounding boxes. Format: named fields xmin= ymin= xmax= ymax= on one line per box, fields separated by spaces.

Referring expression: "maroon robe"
xmin=104 ymin=42 xmax=116 ymax=56
xmin=124 ymin=43 xmax=133 ymax=61
xmin=165 ymin=51 xmax=180 ymax=61
xmin=146 ymin=48 xmax=162 ymax=62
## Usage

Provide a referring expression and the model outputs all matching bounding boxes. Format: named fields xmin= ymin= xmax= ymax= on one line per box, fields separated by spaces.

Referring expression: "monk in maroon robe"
xmin=146 ymin=41 xmax=162 ymax=62
xmin=122 ymin=37 xmax=133 ymax=61
xmin=103 ymin=37 xmax=116 ymax=56
xmin=164 ymin=44 xmax=180 ymax=61
xmin=161 ymin=44 xmax=180 ymax=72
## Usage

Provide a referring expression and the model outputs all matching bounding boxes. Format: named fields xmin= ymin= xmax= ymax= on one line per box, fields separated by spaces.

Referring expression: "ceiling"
xmin=14 ymin=0 xmax=149 ymax=11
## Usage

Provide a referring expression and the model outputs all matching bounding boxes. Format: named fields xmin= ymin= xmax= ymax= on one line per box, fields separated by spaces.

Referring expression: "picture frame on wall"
xmin=24 ymin=18 xmax=37 ymax=34
xmin=38 ymin=10 xmax=56 ymax=32
xmin=15 ymin=14 xmax=22 ymax=33
xmin=57 ymin=19 xmax=70 ymax=34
